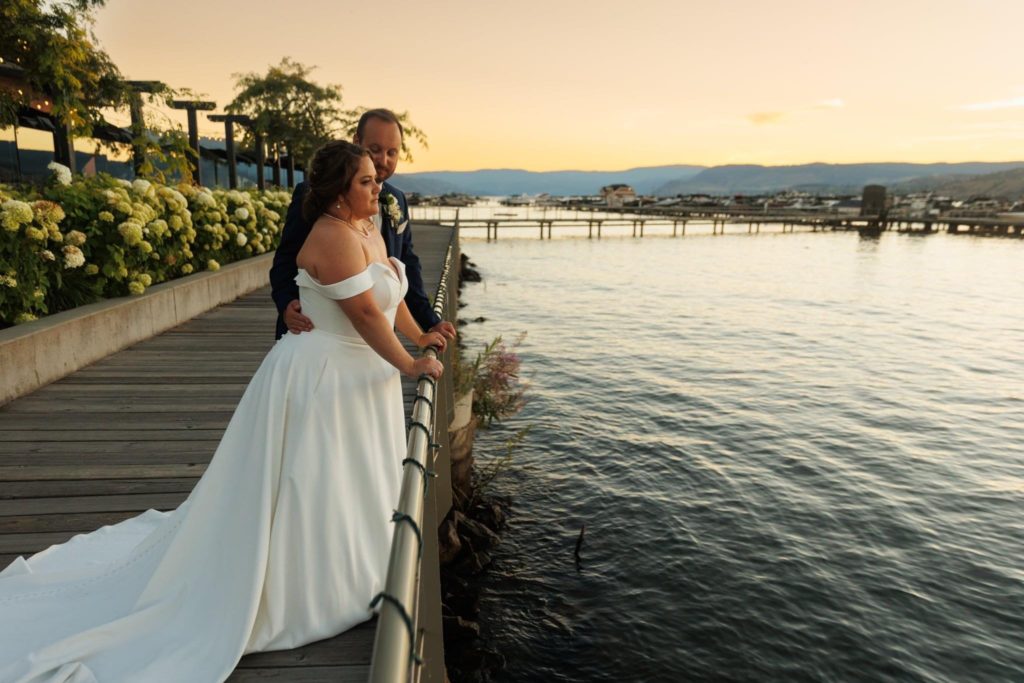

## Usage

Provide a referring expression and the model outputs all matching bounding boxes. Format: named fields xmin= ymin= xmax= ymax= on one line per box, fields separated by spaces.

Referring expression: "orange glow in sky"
xmin=85 ymin=0 xmax=1024 ymax=172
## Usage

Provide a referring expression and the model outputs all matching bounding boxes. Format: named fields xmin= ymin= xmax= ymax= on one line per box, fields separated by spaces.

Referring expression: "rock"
xmin=460 ymin=254 xmax=482 ymax=283
xmin=488 ymin=503 xmax=505 ymax=528
xmin=459 ymin=646 xmax=504 ymax=674
xmin=444 ymin=590 xmax=480 ymax=618
xmin=438 ymin=519 xmax=462 ymax=565
xmin=467 ymin=501 xmax=502 ymax=527
xmin=451 ymin=457 xmax=475 ymax=506
xmin=457 ymin=515 xmax=501 ymax=550
xmin=452 ymin=668 xmax=484 ymax=683
xmin=443 ymin=614 xmax=481 ymax=642
xmin=457 ymin=549 xmax=491 ymax=575
xmin=442 ymin=572 xmax=470 ymax=594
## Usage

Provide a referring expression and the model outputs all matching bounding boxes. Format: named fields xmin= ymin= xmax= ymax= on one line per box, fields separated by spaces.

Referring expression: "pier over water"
xmin=412 ymin=203 xmax=1024 ymax=241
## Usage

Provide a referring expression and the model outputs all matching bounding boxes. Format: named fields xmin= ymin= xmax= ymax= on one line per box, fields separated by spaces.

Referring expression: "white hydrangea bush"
xmin=1 ymin=173 xmax=289 ymax=326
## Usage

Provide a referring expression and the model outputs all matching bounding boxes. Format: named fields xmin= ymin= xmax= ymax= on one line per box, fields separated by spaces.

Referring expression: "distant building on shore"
xmin=600 ymin=183 xmax=636 ymax=207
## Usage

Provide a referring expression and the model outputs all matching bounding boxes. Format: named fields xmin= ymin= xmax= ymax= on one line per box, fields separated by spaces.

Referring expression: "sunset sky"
xmin=54 ymin=0 xmax=1024 ymax=171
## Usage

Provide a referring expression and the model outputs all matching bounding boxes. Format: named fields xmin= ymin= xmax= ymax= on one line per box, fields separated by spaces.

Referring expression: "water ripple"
xmin=462 ymin=233 xmax=1024 ymax=682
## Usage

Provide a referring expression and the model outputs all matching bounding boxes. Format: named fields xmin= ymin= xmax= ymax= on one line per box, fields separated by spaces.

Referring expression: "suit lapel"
xmin=377 ymin=194 xmax=389 ymax=232
xmin=375 ymin=195 xmax=391 ymax=257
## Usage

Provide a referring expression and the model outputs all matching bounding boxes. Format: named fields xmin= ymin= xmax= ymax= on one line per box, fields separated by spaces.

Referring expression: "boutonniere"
xmin=381 ymin=193 xmax=405 ymax=232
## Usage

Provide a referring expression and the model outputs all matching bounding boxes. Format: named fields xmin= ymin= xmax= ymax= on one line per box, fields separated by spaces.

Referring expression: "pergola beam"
xmin=125 ymin=80 xmax=167 ymax=175
xmin=170 ymin=100 xmax=216 ymax=185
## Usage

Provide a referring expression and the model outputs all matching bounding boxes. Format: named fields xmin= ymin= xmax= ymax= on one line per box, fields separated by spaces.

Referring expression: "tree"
xmin=226 ymin=58 xmax=346 ymax=168
xmin=0 ymin=1 xmax=194 ymax=183
xmin=0 ymin=0 xmax=128 ymax=135
xmin=227 ymin=58 xmax=427 ymax=167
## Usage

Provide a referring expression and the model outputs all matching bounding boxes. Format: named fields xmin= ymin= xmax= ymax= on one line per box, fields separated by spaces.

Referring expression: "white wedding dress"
xmin=0 ymin=258 xmax=410 ymax=682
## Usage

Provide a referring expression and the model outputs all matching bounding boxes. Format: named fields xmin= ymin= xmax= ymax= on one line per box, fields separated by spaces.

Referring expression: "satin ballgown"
xmin=0 ymin=258 xmax=410 ymax=682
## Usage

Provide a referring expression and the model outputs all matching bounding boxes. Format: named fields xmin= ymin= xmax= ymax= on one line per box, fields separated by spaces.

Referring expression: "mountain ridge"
xmin=390 ymin=162 xmax=1024 ymax=197
xmin=653 ymin=162 xmax=1024 ymax=196
xmin=891 ymin=167 xmax=1024 ymax=199
xmin=390 ymin=165 xmax=704 ymax=196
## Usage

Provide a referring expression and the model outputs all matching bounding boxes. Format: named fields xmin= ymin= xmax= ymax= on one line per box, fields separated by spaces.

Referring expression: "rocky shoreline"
xmin=440 ymin=254 xmax=508 ymax=683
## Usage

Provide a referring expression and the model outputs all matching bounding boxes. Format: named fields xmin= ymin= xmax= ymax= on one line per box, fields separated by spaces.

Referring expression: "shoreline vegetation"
xmin=440 ymin=254 xmax=526 ymax=682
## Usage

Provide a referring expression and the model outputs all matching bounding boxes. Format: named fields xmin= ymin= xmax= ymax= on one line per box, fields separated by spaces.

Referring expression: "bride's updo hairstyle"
xmin=302 ymin=140 xmax=369 ymax=223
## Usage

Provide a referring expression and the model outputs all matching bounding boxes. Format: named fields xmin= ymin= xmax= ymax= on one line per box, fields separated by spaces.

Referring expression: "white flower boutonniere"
xmin=382 ymin=193 xmax=406 ymax=233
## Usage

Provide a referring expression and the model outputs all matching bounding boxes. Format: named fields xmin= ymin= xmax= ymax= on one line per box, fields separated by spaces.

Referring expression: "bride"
xmin=0 ymin=141 xmax=445 ymax=682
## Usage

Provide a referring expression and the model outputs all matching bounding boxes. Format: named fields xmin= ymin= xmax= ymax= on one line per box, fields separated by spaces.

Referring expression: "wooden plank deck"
xmin=0 ymin=224 xmax=455 ymax=682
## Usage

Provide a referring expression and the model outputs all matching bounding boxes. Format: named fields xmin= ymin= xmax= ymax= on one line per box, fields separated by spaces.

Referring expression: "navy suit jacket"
xmin=269 ymin=181 xmax=441 ymax=340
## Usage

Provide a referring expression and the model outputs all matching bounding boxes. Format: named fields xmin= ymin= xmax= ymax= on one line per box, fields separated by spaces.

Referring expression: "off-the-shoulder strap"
xmin=295 ymin=268 xmax=374 ymax=300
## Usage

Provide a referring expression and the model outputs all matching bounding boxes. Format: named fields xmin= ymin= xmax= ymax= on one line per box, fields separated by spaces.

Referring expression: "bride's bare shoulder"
xmin=298 ymin=220 xmax=367 ymax=282
xmin=298 ymin=219 xmax=360 ymax=267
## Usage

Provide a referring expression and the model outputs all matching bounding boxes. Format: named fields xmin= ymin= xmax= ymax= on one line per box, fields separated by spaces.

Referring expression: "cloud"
xmin=960 ymin=96 xmax=1024 ymax=111
xmin=747 ymin=99 xmax=845 ymax=125
xmin=747 ymin=111 xmax=785 ymax=125
xmin=816 ymin=98 xmax=845 ymax=109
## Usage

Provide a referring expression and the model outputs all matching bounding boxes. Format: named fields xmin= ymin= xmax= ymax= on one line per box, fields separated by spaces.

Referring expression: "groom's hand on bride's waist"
xmin=285 ymin=299 xmax=314 ymax=335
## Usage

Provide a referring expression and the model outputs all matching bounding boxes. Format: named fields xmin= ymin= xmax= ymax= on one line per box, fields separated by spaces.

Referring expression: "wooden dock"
xmin=0 ymin=224 xmax=457 ymax=682
xmin=434 ymin=205 xmax=1024 ymax=240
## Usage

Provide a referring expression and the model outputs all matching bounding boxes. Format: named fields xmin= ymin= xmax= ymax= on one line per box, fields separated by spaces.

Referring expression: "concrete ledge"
xmin=0 ymin=253 xmax=275 ymax=406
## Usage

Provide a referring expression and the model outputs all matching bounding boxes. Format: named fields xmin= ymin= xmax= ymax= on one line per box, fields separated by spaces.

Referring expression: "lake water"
xmin=454 ymin=228 xmax=1024 ymax=682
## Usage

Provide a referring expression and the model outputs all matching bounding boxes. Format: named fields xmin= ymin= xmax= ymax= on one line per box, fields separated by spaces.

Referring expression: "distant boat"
xmin=501 ymin=194 xmax=533 ymax=206
xmin=535 ymin=193 xmax=562 ymax=207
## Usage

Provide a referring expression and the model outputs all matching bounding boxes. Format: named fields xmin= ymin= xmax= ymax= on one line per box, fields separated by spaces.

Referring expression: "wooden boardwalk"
xmin=0 ymin=224 xmax=456 ymax=682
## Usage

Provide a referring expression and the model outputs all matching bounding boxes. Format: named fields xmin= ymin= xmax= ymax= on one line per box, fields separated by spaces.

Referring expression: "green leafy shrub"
xmin=0 ymin=164 xmax=290 ymax=326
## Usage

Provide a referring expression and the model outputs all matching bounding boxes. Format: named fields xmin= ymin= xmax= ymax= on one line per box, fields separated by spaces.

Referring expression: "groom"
xmin=269 ymin=108 xmax=457 ymax=341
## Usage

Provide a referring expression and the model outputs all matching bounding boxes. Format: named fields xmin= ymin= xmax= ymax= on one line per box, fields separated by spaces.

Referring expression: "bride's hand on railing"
xmin=417 ymin=331 xmax=447 ymax=352
xmin=409 ymin=357 xmax=444 ymax=380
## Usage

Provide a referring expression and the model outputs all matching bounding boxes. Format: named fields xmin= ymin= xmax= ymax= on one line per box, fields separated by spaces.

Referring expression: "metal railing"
xmin=369 ymin=240 xmax=456 ymax=683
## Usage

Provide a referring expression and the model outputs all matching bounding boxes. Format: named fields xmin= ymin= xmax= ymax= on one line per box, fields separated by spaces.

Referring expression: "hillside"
xmin=891 ymin=167 xmax=1024 ymax=199
xmin=653 ymin=162 xmax=1024 ymax=196
xmin=391 ymin=165 xmax=705 ymax=196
